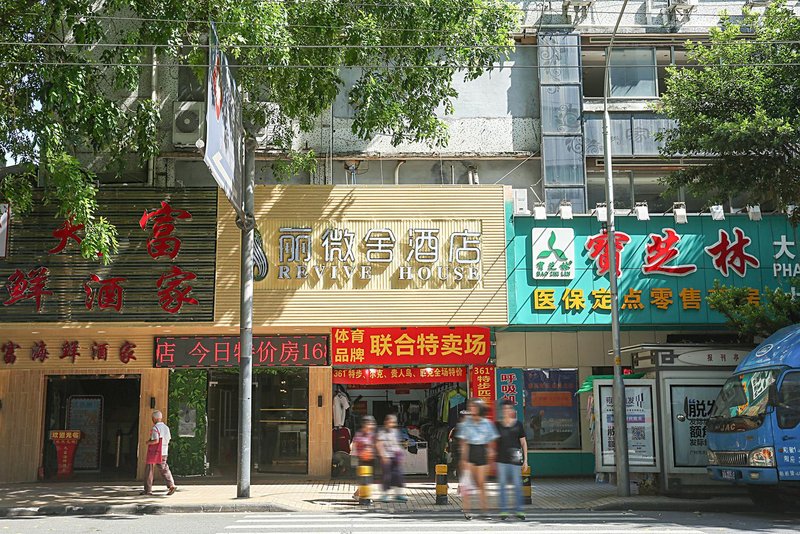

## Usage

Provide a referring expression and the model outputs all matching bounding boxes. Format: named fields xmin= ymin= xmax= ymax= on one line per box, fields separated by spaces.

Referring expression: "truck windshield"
xmin=711 ymin=370 xmax=779 ymax=419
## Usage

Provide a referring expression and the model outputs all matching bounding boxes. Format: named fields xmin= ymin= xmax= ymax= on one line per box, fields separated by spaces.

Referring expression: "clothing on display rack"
xmin=333 ymin=388 xmax=351 ymax=428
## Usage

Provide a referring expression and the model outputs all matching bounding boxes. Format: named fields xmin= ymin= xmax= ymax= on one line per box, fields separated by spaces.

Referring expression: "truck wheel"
xmin=748 ymin=488 xmax=787 ymax=512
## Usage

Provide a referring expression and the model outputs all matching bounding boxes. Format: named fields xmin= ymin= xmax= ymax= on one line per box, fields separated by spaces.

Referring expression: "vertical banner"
xmin=496 ymin=368 xmax=524 ymax=421
xmin=470 ymin=365 xmax=496 ymax=420
xmin=0 ymin=203 xmax=8 ymax=259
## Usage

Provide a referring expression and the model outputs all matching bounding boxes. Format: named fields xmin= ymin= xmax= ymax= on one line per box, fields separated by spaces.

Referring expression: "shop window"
xmin=178 ymin=65 xmax=204 ymax=102
xmin=583 ymin=46 xmax=689 ymax=98
xmin=545 ymin=187 xmax=586 ymax=214
xmin=609 ymin=48 xmax=657 ymax=98
xmin=778 ymin=372 xmax=800 ymax=429
xmin=586 ymin=172 xmax=633 ymax=211
xmin=632 ymin=174 xmax=678 ymax=214
xmin=542 ymin=136 xmax=584 ymax=186
xmin=523 ymin=369 xmax=581 ymax=450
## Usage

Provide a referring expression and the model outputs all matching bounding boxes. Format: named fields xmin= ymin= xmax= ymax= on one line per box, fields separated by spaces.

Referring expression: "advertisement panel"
xmin=331 ymin=327 xmax=490 ymax=366
xmin=523 ymin=369 xmax=580 ymax=450
xmin=596 ymin=379 xmax=658 ymax=472
xmin=670 ymin=384 xmax=720 ymax=468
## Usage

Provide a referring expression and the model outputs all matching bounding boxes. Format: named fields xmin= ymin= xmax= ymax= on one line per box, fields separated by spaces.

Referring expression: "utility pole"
xmin=603 ymin=0 xmax=631 ymax=497
xmin=237 ymin=137 xmax=256 ymax=498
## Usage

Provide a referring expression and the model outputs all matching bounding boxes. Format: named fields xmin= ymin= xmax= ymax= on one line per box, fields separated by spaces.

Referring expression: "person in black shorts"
xmin=457 ymin=399 xmax=498 ymax=519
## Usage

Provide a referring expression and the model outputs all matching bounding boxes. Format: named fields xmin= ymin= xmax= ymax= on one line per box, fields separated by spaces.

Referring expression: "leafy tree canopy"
xmin=0 ymin=0 xmax=519 ymax=263
xmin=707 ymin=281 xmax=800 ymax=342
xmin=658 ymin=2 xmax=800 ymax=209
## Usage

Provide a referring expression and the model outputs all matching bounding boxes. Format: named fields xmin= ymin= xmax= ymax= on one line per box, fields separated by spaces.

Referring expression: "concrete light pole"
xmin=602 ymin=0 xmax=631 ymax=498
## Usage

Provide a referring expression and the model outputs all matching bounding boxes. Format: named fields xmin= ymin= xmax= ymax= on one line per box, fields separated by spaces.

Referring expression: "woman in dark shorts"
xmin=458 ymin=398 xmax=499 ymax=519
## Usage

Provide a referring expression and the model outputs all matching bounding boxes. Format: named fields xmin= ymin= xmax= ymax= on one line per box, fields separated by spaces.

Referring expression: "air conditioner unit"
xmin=745 ymin=0 xmax=771 ymax=6
xmin=513 ymin=189 xmax=531 ymax=216
xmin=172 ymin=101 xmax=205 ymax=148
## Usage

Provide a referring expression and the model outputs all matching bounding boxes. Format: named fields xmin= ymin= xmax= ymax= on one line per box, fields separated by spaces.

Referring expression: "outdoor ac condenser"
xmin=172 ymin=101 xmax=205 ymax=148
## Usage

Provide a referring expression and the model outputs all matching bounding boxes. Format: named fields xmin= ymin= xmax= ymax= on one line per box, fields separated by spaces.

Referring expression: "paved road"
xmin=1 ymin=510 xmax=798 ymax=534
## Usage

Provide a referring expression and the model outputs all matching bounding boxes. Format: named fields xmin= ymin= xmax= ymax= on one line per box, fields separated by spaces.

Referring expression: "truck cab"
xmin=707 ymin=325 xmax=800 ymax=507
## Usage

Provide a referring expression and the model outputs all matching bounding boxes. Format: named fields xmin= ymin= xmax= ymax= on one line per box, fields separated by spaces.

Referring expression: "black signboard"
xmin=0 ymin=189 xmax=217 ymax=322
xmin=155 ymin=335 xmax=329 ymax=368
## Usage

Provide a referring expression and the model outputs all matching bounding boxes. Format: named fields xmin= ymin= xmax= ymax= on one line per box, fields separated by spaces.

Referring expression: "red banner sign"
xmin=333 ymin=366 xmax=467 ymax=385
xmin=331 ymin=327 xmax=490 ymax=366
xmin=470 ymin=365 xmax=496 ymax=420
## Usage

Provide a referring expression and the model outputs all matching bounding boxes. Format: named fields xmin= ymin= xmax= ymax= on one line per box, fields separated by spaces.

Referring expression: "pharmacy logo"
xmin=532 ymin=228 xmax=575 ymax=280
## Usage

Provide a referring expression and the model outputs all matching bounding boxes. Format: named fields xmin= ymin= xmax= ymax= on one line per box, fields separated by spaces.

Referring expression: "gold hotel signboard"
xmin=215 ymin=185 xmax=509 ymax=327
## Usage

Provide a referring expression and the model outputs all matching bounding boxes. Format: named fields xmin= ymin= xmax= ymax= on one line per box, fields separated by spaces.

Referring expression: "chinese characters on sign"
xmin=0 ymin=339 xmax=138 ymax=366
xmin=526 ymin=224 xmax=787 ymax=319
xmin=585 ymin=231 xmax=631 ymax=277
xmin=4 ymin=267 xmax=53 ymax=312
xmin=531 ymin=229 xmax=575 ymax=280
xmin=496 ymin=369 xmax=525 ymax=422
xmin=49 ymin=218 xmax=84 ymax=254
xmin=272 ymin=223 xmax=483 ymax=285
xmin=642 ymin=229 xmax=697 ymax=276
xmin=670 ymin=385 xmax=720 ymax=468
xmin=139 ymin=201 xmax=192 ymax=260
xmin=597 ymin=381 xmax=657 ymax=471
xmin=154 ymin=336 xmax=329 ymax=368
xmin=3 ymin=198 xmax=204 ymax=317
xmin=470 ymin=365 xmax=496 ymax=421
xmin=331 ymin=327 xmax=490 ymax=366
xmin=332 ymin=366 xmax=467 ymax=385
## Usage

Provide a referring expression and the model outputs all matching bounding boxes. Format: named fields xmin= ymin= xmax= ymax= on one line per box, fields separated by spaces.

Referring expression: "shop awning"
xmin=575 ymin=373 xmax=645 ymax=395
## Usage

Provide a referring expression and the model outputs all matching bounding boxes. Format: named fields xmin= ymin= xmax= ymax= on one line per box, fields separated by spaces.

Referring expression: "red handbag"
xmin=146 ymin=426 xmax=163 ymax=465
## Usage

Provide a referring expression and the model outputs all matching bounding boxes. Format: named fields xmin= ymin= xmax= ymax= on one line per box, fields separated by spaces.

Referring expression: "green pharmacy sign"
xmin=507 ymin=215 xmax=800 ymax=327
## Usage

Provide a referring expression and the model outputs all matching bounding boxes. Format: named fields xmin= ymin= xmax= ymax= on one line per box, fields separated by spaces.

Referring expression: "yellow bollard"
xmin=435 ymin=464 xmax=449 ymax=505
xmin=522 ymin=465 xmax=532 ymax=505
xmin=358 ymin=464 xmax=373 ymax=505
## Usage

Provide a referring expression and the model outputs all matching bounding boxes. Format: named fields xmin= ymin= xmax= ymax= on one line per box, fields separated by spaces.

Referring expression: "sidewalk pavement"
xmin=0 ymin=477 xmax=754 ymax=517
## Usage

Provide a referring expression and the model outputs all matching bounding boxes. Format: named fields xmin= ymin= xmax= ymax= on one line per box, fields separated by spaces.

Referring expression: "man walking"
xmin=142 ymin=410 xmax=177 ymax=496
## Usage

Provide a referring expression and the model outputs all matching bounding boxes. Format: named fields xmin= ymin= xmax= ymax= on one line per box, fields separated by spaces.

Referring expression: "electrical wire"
xmin=15 ymin=2 xmax=787 ymax=19
xmin=10 ymin=4 xmax=788 ymax=34
xmin=5 ymin=39 xmax=800 ymax=49
xmin=2 ymin=60 xmax=798 ymax=69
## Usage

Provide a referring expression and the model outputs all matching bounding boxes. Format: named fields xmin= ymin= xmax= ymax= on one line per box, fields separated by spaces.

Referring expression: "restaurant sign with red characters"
xmin=155 ymin=336 xmax=329 ymax=368
xmin=331 ymin=326 xmax=490 ymax=366
xmin=0 ymin=190 xmax=216 ymax=322
xmin=2 ymin=338 xmax=138 ymax=366
xmin=509 ymin=216 xmax=800 ymax=326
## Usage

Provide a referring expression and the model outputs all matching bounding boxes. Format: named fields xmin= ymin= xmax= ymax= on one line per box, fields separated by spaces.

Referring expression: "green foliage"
xmin=167 ymin=369 xmax=208 ymax=476
xmin=1 ymin=0 xmax=519 ymax=261
xmin=272 ymin=150 xmax=317 ymax=183
xmin=706 ymin=280 xmax=800 ymax=341
xmin=0 ymin=171 xmax=34 ymax=214
xmin=657 ymin=2 xmax=800 ymax=208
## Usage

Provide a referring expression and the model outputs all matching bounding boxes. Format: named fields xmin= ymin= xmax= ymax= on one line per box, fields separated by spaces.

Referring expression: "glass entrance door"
xmin=255 ymin=369 xmax=309 ymax=474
